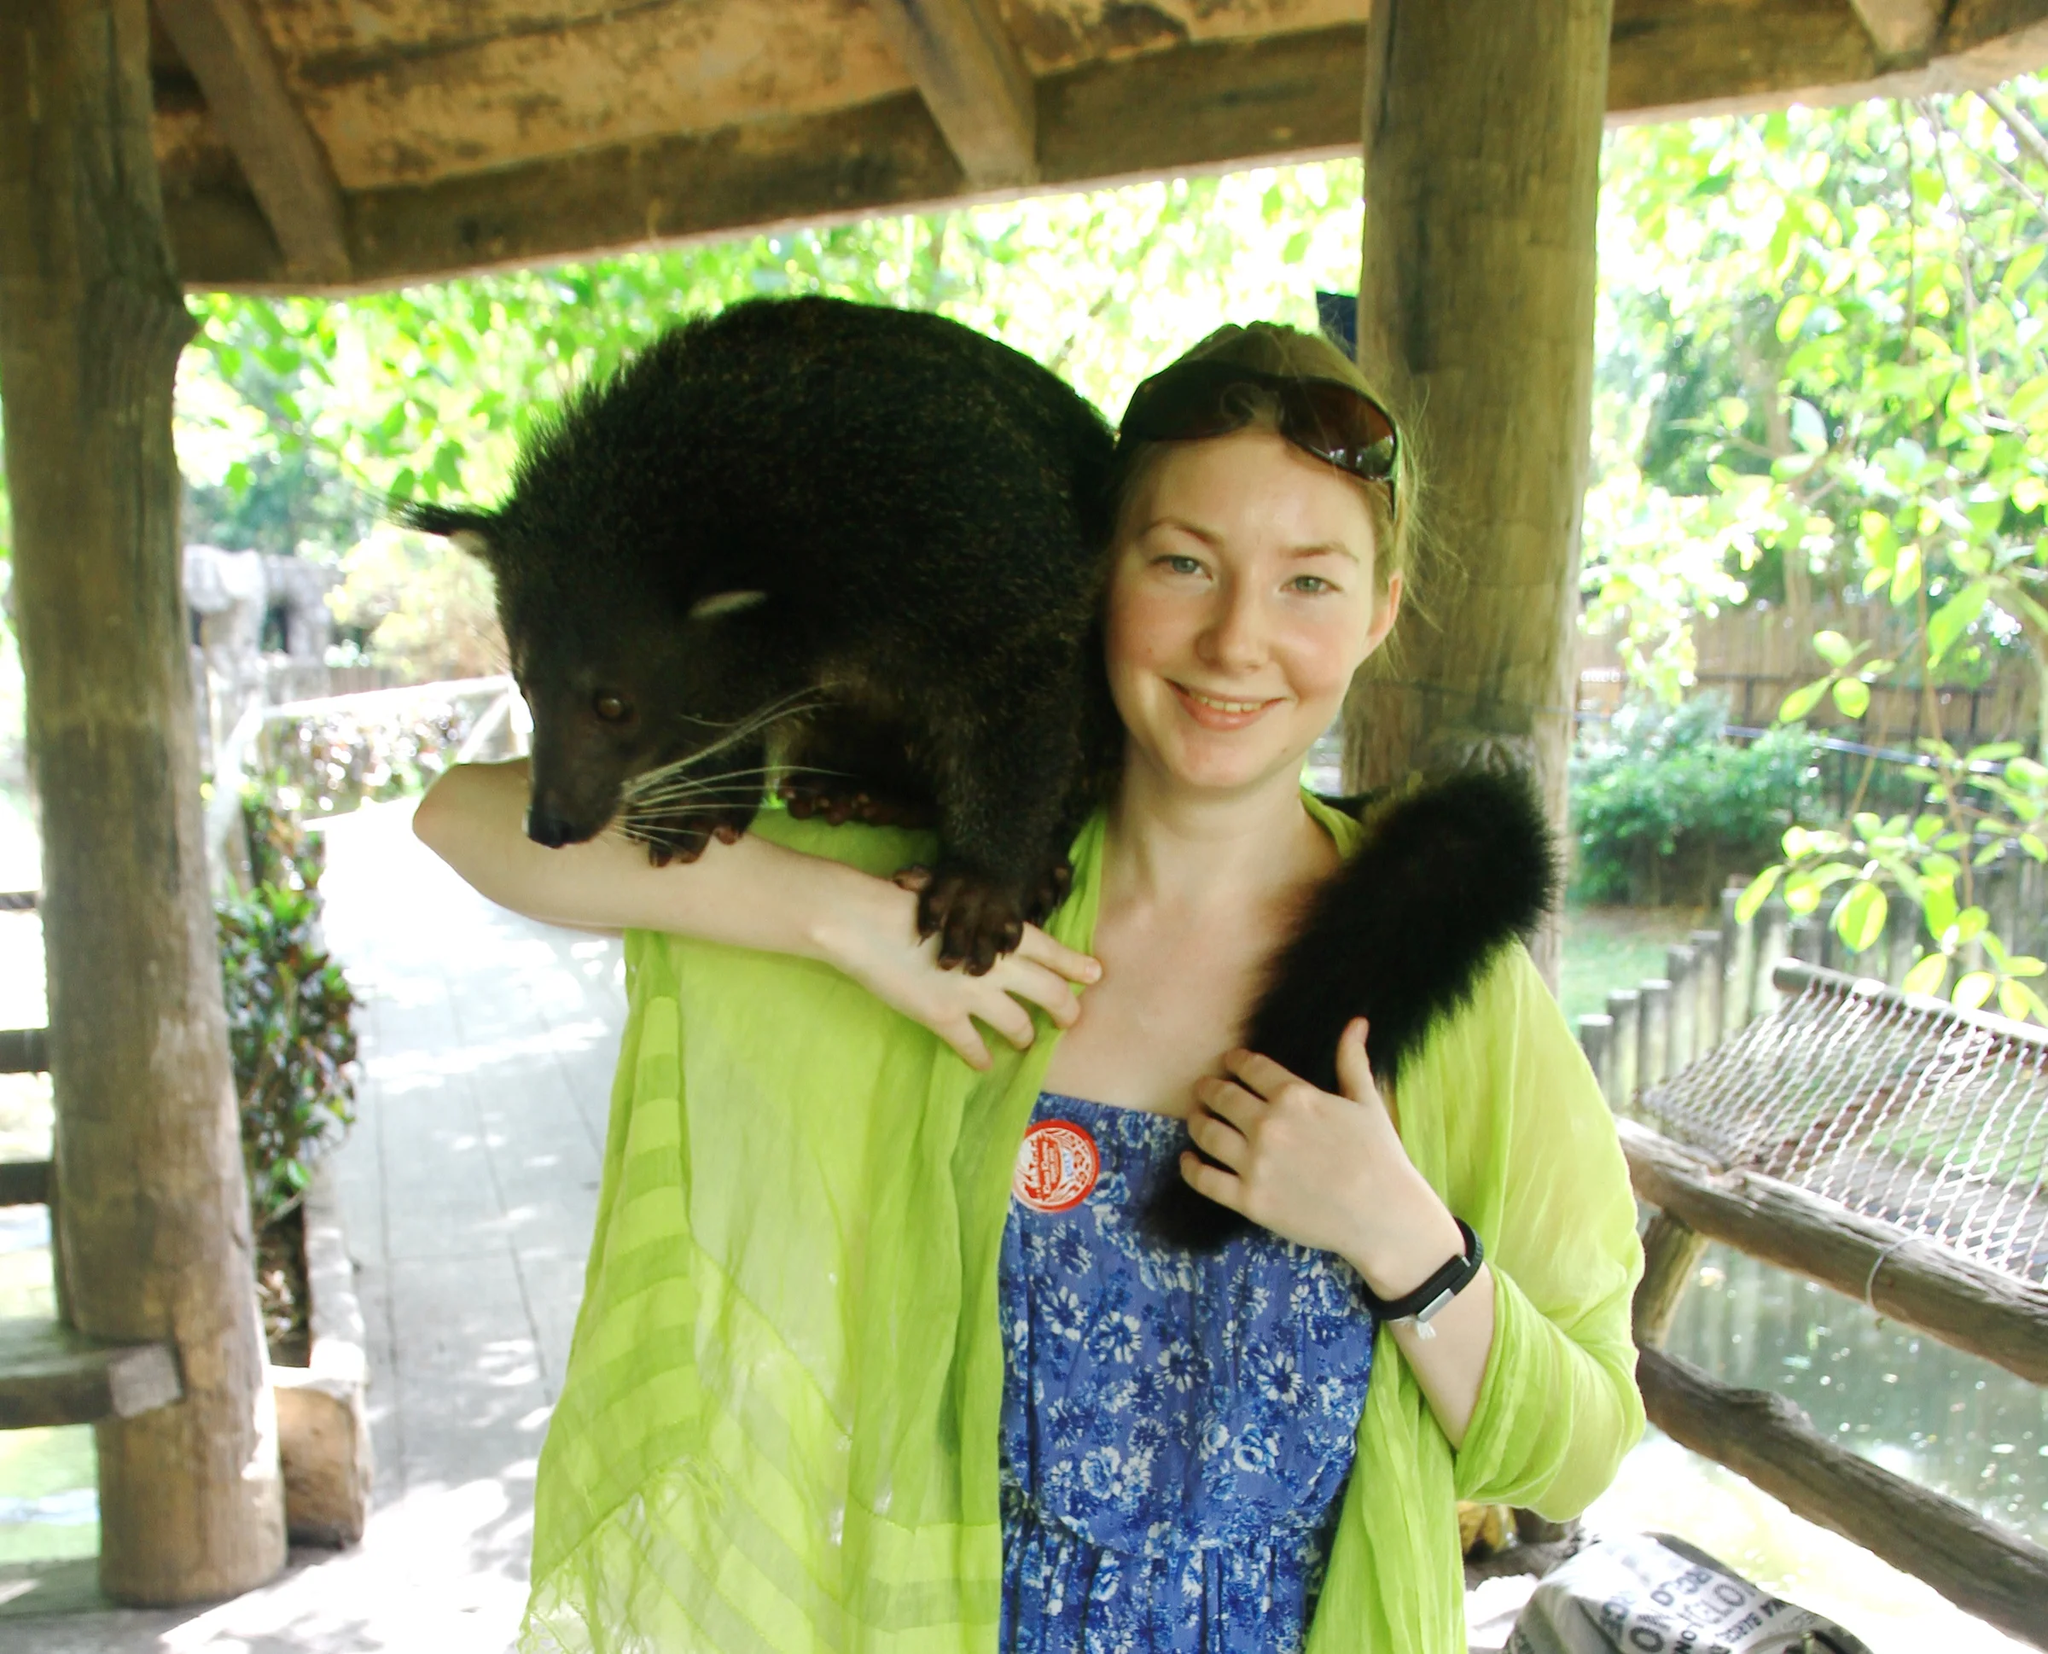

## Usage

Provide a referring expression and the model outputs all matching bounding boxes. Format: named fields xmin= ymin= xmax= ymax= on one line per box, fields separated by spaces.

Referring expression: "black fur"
xmin=1142 ymin=769 xmax=1559 ymax=1250
xmin=400 ymin=297 xmax=1119 ymax=971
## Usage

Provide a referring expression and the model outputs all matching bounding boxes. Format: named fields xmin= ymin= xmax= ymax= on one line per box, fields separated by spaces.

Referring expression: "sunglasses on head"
xmin=1118 ymin=360 xmax=1399 ymax=503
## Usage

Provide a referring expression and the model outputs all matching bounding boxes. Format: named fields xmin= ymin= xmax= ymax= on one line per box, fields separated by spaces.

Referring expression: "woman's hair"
xmin=1107 ymin=322 xmax=1426 ymax=604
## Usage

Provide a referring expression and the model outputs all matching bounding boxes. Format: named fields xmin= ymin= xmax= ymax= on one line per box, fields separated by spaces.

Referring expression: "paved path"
xmin=3 ymin=798 xmax=624 ymax=1652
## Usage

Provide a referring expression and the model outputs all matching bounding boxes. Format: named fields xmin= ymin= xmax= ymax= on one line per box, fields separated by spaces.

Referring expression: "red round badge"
xmin=1013 ymin=1120 xmax=1101 ymax=1214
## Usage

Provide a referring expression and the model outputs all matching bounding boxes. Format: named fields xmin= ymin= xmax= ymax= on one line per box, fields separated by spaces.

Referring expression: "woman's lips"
xmin=1170 ymin=680 xmax=1280 ymax=730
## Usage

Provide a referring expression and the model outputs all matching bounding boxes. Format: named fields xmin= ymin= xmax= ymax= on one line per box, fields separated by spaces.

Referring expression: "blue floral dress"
xmin=998 ymin=1091 xmax=1377 ymax=1652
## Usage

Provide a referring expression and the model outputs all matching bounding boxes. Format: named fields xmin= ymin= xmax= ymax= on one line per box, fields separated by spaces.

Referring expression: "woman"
xmin=416 ymin=322 xmax=1643 ymax=1652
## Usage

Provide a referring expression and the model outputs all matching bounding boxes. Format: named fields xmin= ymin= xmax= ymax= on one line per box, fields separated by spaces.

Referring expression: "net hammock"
xmin=1638 ymin=962 xmax=2048 ymax=1287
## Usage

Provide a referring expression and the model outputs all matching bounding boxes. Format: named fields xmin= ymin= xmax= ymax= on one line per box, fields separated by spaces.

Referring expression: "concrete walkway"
xmin=4 ymin=798 xmax=624 ymax=1652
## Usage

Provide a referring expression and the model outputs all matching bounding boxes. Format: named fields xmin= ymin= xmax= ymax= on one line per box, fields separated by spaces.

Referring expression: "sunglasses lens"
xmin=1289 ymin=381 xmax=1397 ymax=482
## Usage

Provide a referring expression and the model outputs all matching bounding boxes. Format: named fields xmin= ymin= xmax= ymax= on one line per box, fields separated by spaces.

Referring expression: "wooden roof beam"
xmin=1848 ymin=0 xmax=1944 ymax=62
xmin=162 ymin=0 xmax=2048 ymax=294
xmin=869 ymin=0 xmax=1037 ymax=188
xmin=152 ymin=0 xmax=348 ymax=283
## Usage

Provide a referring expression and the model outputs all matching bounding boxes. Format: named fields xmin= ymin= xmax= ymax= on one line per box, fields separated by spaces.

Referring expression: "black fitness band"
xmin=1358 ymin=1218 xmax=1484 ymax=1339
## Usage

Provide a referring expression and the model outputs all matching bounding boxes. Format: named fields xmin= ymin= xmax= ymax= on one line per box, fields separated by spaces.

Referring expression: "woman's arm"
xmin=413 ymin=759 xmax=1099 ymax=1068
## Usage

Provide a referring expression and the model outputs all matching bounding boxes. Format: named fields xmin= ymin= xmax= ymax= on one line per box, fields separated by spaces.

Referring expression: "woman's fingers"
xmin=1014 ymin=924 xmax=1102 ymax=987
xmin=1222 ymin=1047 xmax=1310 ymax=1101
xmin=1186 ymin=1105 xmax=1245 ymax=1167
xmin=974 ymin=991 xmax=1039 ymax=1054
xmin=1334 ymin=1017 xmax=1377 ymax=1104
xmin=1192 ymin=1076 xmax=1264 ymax=1129
xmin=939 ymin=1018 xmax=993 ymax=1071
xmin=992 ymin=957 xmax=1082 ymax=1028
xmin=1179 ymin=1151 xmax=1241 ymax=1208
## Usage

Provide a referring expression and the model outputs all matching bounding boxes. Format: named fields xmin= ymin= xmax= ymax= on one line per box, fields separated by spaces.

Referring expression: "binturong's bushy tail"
xmin=1142 ymin=768 xmax=1558 ymax=1252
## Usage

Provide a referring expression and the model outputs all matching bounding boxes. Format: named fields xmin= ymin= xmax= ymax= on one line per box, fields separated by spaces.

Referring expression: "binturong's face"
xmin=1103 ymin=430 xmax=1400 ymax=802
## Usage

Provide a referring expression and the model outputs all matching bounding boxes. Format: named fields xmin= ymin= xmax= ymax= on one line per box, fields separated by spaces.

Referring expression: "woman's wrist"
xmin=802 ymin=859 xmax=915 ymax=972
xmin=1342 ymin=1167 xmax=1466 ymax=1302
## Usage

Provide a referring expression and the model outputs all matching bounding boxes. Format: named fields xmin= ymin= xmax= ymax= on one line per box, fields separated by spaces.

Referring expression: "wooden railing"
xmin=1577 ymin=908 xmax=2048 ymax=1648
xmin=0 ymin=888 xmax=183 ymax=1431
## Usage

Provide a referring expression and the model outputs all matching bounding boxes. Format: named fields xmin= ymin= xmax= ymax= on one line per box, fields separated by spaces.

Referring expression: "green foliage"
xmin=219 ymin=879 xmax=357 ymax=1229
xmin=220 ymin=794 xmax=356 ymax=1228
xmin=1584 ymin=85 xmax=2048 ymax=703
xmin=1737 ymin=738 xmax=2048 ymax=1021
xmin=1571 ymin=697 xmax=1818 ymax=904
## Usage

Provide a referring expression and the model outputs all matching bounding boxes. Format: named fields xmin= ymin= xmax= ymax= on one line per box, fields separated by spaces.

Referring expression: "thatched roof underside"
xmin=151 ymin=0 xmax=2048 ymax=293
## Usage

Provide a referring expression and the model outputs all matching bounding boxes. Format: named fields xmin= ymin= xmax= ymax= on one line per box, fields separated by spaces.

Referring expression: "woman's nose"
xmin=1196 ymin=581 xmax=1267 ymax=671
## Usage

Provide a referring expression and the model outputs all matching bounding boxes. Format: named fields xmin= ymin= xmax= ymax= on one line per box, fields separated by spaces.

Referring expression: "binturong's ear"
xmin=688 ymin=590 xmax=769 ymax=620
xmin=394 ymin=501 xmax=498 ymax=563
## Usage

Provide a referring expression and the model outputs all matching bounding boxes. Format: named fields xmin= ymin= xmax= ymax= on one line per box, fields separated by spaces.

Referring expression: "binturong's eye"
xmin=593 ymin=691 xmax=632 ymax=724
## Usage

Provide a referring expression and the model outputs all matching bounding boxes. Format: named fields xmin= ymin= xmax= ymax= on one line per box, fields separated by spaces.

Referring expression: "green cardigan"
xmin=521 ymin=798 xmax=1645 ymax=1653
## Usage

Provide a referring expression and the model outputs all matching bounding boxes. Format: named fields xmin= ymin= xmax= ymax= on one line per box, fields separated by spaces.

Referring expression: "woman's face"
xmin=1104 ymin=430 xmax=1401 ymax=800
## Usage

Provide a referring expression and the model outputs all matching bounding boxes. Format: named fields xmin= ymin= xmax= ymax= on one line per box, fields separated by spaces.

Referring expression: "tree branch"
xmin=1980 ymin=87 xmax=2048 ymax=176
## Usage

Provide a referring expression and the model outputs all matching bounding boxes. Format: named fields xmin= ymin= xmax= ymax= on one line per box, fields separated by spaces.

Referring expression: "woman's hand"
xmin=1183 ymin=1017 xmax=1497 ymax=1446
xmin=814 ymin=870 xmax=1100 ymax=1070
xmin=1181 ymin=1018 xmax=1463 ymax=1295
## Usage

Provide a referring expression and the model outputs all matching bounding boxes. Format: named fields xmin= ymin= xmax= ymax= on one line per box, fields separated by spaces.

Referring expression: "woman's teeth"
xmin=1184 ymin=689 xmax=1265 ymax=713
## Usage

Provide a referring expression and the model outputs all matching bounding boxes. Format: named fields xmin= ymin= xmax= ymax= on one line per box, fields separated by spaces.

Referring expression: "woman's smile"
xmin=1170 ymin=680 xmax=1284 ymax=728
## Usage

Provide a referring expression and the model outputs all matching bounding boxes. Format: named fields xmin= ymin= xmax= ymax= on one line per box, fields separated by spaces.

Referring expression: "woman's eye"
xmin=593 ymin=692 xmax=632 ymax=723
xmin=1288 ymin=575 xmax=1334 ymax=594
xmin=1158 ymin=554 xmax=1205 ymax=576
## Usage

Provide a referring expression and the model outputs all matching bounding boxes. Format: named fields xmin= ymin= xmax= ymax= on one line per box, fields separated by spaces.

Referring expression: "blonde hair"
xmin=1108 ymin=322 xmax=1425 ymax=603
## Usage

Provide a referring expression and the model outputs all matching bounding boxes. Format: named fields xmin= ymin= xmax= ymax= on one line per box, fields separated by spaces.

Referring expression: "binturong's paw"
xmin=633 ymin=802 xmax=757 ymax=867
xmin=915 ymin=864 xmax=1029 ymax=975
xmin=1026 ymin=859 xmax=1073 ymax=923
xmin=778 ymin=775 xmax=937 ymax=830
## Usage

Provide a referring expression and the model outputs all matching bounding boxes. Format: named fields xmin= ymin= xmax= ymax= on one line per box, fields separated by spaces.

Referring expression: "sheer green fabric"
xmin=522 ymin=797 xmax=1643 ymax=1653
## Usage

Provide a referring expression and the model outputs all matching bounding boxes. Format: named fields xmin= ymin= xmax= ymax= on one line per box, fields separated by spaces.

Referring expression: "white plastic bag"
xmin=1506 ymin=1532 xmax=1873 ymax=1654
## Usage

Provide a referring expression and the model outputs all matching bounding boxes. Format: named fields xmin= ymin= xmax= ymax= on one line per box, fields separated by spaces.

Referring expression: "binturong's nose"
xmin=526 ymin=802 xmax=585 ymax=848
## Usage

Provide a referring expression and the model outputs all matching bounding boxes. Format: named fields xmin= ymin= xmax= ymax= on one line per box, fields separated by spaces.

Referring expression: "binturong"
xmin=400 ymin=296 xmax=1119 ymax=972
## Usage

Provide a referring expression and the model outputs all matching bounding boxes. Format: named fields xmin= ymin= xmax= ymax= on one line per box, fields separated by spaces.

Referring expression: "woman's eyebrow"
xmin=1288 ymin=540 xmax=1363 ymax=563
xmin=1142 ymin=516 xmax=1222 ymax=546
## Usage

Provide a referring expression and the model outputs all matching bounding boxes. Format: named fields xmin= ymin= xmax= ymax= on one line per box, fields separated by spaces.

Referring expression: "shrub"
xmin=220 ymin=796 xmax=358 ymax=1228
xmin=1571 ymin=695 xmax=1818 ymax=906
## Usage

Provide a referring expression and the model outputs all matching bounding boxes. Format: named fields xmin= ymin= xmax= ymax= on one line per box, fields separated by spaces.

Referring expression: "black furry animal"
xmin=403 ymin=297 xmax=1118 ymax=971
xmin=1145 ymin=769 xmax=1559 ymax=1251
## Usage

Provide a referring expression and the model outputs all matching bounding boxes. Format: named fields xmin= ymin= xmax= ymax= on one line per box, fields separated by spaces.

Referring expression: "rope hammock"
xmin=1639 ymin=962 xmax=2048 ymax=1288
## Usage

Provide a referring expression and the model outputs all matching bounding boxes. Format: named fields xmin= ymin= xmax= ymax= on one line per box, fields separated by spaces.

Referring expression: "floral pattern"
xmin=999 ymin=1092 xmax=1376 ymax=1652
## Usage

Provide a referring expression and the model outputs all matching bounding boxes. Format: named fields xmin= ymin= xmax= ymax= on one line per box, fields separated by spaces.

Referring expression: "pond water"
xmin=1660 ymin=1242 xmax=2047 ymax=1548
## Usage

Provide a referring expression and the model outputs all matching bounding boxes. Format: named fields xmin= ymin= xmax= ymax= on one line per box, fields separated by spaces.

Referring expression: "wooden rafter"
xmin=158 ymin=0 xmax=2048 ymax=292
xmin=153 ymin=0 xmax=348 ymax=282
xmin=870 ymin=0 xmax=1037 ymax=188
xmin=1847 ymin=0 xmax=1945 ymax=60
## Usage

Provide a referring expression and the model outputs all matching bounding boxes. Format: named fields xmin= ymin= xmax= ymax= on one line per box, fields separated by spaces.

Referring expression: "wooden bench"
xmin=0 ymin=1319 xmax=181 ymax=1430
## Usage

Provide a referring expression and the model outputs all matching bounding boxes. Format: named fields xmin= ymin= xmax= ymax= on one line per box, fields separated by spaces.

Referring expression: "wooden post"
xmin=1639 ymin=979 xmax=1672 ymax=1089
xmin=1665 ymin=944 xmax=1697 ymax=1069
xmin=1605 ymin=987 xmax=1640 ymax=1110
xmin=1633 ymin=1211 xmax=1711 ymax=1350
xmin=0 ymin=0 xmax=285 ymax=1603
xmin=1689 ymin=928 xmax=1724 ymax=1048
xmin=1577 ymin=1014 xmax=1613 ymax=1101
xmin=1346 ymin=0 xmax=1614 ymax=985
xmin=1720 ymin=887 xmax=1754 ymax=1029
xmin=1754 ymin=902 xmax=1790 ymax=1015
